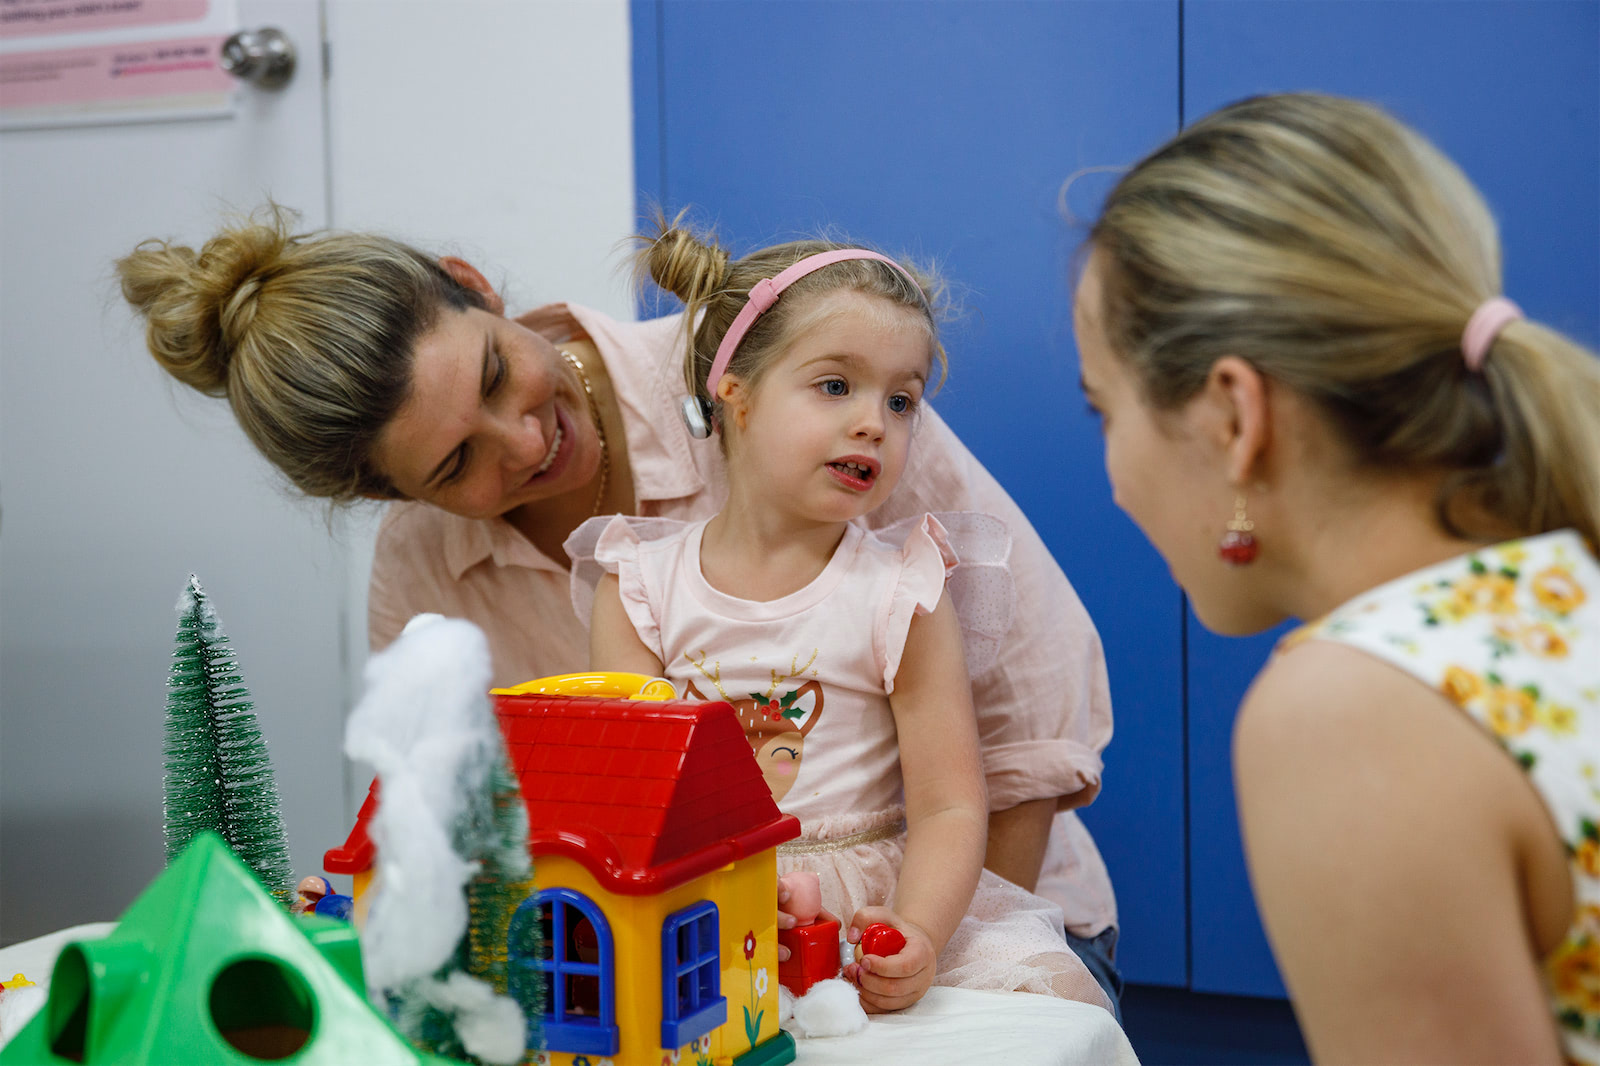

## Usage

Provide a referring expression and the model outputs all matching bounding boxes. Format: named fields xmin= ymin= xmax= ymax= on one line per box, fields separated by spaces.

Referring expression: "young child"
xmin=566 ymin=222 xmax=1110 ymax=1014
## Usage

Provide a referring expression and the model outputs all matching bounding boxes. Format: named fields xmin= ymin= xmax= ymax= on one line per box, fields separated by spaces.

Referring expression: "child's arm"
xmin=588 ymin=573 xmax=667 ymax=676
xmin=846 ymin=594 xmax=987 ymax=1013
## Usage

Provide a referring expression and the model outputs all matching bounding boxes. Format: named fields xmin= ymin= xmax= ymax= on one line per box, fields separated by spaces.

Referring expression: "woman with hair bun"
xmin=1076 ymin=91 xmax=1600 ymax=1062
xmin=117 ymin=207 xmax=1122 ymax=1011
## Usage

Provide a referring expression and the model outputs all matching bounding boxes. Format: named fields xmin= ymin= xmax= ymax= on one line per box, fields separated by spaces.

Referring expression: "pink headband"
xmin=704 ymin=249 xmax=922 ymax=394
xmin=1461 ymin=296 xmax=1523 ymax=372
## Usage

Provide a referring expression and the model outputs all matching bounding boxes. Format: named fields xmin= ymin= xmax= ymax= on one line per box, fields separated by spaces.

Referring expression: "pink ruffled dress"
xmin=567 ymin=513 xmax=1111 ymax=1009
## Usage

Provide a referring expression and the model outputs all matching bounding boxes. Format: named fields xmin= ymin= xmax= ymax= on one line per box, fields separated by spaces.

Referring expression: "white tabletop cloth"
xmin=0 ymin=924 xmax=1138 ymax=1064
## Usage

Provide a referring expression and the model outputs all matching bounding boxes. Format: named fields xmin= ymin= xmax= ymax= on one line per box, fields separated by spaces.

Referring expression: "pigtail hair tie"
xmin=1461 ymin=296 xmax=1523 ymax=372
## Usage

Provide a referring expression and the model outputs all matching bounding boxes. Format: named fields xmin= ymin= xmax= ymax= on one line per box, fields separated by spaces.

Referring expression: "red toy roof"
xmin=327 ymin=694 xmax=799 ymax=895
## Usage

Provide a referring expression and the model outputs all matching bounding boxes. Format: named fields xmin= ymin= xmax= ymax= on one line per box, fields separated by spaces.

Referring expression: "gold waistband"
xmin=777 ymin=818 xmax=906 ymax=855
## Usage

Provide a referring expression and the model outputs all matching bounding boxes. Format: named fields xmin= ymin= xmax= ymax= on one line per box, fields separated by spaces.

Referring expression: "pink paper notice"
xmin=0 ymin=35 xmax=228 ymax=108
xmin=1 ymin=0 xmax=209 ymax=39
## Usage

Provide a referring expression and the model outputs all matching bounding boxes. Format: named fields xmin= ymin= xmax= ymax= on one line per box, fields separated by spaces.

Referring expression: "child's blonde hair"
xmin=117 ymin=205 xmax=487 ymax=500
xmin=1089 ymin=92 xmax=1600 ymax=546
xmin=634 ymin=213 xmax=947 ymax=434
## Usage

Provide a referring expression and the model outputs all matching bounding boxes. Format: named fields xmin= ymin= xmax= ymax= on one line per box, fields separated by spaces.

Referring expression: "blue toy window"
xmin=508 ymin=889 xmax=619 ymax=1056
xmin=660 ymin=900 xmax=727 ymax=1048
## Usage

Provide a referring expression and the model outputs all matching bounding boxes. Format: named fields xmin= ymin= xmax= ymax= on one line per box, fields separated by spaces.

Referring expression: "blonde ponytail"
xmin=1090 ymin=92 xmax=1600 ymax=546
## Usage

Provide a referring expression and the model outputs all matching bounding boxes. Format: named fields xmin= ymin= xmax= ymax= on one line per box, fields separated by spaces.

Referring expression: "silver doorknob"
xmin=220 ymin=27 xmax=295 ymax=90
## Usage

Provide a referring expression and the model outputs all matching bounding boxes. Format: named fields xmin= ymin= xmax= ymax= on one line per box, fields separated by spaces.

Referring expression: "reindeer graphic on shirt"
xmin=684 ymin=649 xmax=822 ymax=803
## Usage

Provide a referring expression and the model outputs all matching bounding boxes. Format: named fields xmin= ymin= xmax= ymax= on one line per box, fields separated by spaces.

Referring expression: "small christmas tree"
xmin=162 ymin=574 xmax=294 ymax=905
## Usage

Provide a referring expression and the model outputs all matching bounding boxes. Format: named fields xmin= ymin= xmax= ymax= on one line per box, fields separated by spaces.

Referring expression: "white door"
xmin=0 ymin=0 xmax=347 ymax=943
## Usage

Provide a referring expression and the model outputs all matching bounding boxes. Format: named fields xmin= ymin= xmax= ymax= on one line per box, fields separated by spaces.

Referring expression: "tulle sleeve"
xmin=563 ymin=515 xmax=687 ymax=652
xmin=875 ymin=512 xmax=1015 ymax=692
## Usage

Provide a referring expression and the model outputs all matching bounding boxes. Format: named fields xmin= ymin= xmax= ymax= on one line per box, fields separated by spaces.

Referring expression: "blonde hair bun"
xmin=119 ymin=206 xmax=489 ymax=501
xmin=117 ymin=209 xmax=295 ymax=396
xmin=641 ymin=215 xmax=731 ymax=307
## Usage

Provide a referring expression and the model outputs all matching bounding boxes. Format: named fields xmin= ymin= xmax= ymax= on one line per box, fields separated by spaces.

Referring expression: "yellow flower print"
xmin=1448 ymin=574 xmax=1519 ymax=618
xmin=1496 ymin=543 xmax=1528 ymax=566
xmin=1484 ymin=683 xmax=1537 ymax=738
xmin=1579 ymin=838 xmax=1600 ymax=880
xmin=1440 ymin=666 xmax=1484 ymax=707
xmin=1549 ymin=935 xmax=1600 ymax=1015
xmin=1538 ymin=702 xmax=1580 ymax=735
xmin=1532 ymin=565 xmax=1587 ymax=615
xmin=1519 ymin=622 xmax=1571 ymax=658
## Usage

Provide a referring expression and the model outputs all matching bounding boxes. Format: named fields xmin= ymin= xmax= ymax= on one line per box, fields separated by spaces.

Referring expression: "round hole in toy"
xmin=208 ymin=957 xmax=314 ymax=1059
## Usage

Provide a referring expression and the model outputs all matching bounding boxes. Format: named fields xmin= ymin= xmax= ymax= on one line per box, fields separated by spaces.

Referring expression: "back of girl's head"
xmin=116 ymin=205 xmax=486 ymax=500
xmin=633 ymin=212 xmax=947 ymax=423
xmin=1089 ymin=91 xmax=1600 ymax=547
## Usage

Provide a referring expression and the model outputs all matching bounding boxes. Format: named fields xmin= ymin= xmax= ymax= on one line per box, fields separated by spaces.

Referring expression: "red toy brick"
xmin=777 ymin=917 xmax=843 ymax=997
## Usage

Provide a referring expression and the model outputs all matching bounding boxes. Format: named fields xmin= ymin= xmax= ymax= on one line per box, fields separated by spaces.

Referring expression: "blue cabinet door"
xmin=633 ymin=0 xmax=1188 ymax=985
xmin=1182 ymin=0 xmax=1600 ymax=998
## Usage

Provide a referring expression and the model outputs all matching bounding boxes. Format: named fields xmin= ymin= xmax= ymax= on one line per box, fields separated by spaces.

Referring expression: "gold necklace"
xmin=561 ymin=349 xmax=611 ymax=517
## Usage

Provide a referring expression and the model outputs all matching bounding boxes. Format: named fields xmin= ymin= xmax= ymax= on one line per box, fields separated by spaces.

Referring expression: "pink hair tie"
xmin=705 ymin=249 xmax=922 ymax=394
xmin=1461 ymin=296 xmax=1523 ymax=372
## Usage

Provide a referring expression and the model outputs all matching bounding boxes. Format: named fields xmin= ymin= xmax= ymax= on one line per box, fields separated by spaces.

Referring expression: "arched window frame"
xmin=508 ymin=888 xmax=619 ymax=1056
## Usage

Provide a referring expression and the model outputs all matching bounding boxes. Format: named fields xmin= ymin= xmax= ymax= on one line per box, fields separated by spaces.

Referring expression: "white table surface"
xmin=0 ymin=924 xmax=1139 ymax=1065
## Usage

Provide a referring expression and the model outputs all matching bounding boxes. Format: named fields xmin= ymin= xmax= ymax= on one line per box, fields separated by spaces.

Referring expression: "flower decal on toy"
xmin=740 ymin=928 xmax=766 ymax=1045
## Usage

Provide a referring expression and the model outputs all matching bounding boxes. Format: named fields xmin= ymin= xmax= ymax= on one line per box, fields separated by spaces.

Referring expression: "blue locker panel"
xmin=634 ymin=1 xmax=1188 ymax=984
xmin=1183 ymin=0 xmax=1600 ymax=998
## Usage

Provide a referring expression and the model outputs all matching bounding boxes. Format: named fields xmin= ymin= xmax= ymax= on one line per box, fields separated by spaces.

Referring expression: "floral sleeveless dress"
xmin=1288 ymin=530 xmax=1600 ymax=1062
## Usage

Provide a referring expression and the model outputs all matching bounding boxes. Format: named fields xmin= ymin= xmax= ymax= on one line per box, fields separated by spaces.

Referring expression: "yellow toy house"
xmin=327 ymin=680 xmax=801 ymax=1066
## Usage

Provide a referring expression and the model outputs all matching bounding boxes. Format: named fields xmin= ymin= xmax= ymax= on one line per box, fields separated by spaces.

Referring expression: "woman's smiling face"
xmin=372 ymin=303 xmax=603 ymax=519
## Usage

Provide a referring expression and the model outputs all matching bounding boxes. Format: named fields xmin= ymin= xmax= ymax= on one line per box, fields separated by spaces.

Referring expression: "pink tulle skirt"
xmin=776 ymin=806 xmax=1112 ymax=1011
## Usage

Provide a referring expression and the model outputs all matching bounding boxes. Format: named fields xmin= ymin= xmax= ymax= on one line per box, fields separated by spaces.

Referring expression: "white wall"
xmin=323 ymin=0 xmax=636 ymax=779
xmin=0 ymin=0 xmax=635 ymax=943
xmin=0 ymin=0 xmax=339 ymax=943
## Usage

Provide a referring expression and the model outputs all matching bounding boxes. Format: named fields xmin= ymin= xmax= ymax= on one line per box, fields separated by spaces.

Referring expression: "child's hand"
xmin=842 ymin=908 xmax=937 ymax=1013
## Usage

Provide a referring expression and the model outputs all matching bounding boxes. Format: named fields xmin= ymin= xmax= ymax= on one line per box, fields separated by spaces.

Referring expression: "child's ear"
xmin=717 ymin=375 xmax=749 ymax=431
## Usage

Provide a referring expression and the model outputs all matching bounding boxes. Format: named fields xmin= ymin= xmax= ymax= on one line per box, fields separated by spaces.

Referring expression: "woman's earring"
xmin=1219 ymin=494 xmax=1258 ymax=565
xmin=680 ymin=395 xmax=714 ymax=440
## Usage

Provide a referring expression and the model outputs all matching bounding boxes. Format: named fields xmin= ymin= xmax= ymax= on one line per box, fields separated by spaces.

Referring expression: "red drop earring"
xmin=1219 ymin=494 xmax=1258 ymax=565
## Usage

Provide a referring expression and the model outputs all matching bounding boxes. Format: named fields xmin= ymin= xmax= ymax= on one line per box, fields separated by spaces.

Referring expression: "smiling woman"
xmin=117 ymin=206 xmax=1124 ymax=1016
xmin=369 ymin=259 xmax=615 ymax=526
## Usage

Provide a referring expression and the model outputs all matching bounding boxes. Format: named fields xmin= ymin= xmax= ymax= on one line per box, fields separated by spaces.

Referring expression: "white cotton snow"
xmin=423 ymin=971 xmax=527 ymax=1065
xmin=343 ymin=612 xmax=524 ymax=1062
xmin=784 ymin=978 xmax=868 ymax=1039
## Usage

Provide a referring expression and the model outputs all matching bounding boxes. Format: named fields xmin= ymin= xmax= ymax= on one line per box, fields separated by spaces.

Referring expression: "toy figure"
xmin=775 ymin=872 xmax=841 ymax=997
xmin=291 ymin=875 xmax=333 ymax=915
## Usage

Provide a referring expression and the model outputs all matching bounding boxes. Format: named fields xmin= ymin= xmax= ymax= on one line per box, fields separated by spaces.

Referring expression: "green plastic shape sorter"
xmin=0 ymin=832 xmax=455 ymax=1064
